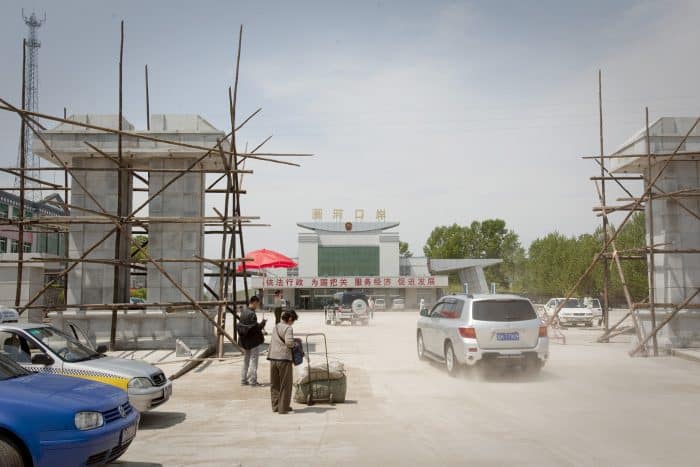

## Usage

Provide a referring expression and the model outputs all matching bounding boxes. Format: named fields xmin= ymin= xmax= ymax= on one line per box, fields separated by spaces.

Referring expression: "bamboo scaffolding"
xmin=2 ymin=21 xmax=307 ymax=355
xmin=574 ymin=75 xmax=699 ymax=355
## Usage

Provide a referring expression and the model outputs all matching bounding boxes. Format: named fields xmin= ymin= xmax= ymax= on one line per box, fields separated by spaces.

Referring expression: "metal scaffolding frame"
xmin=0 ymin=22 xmax=311 ymax=357
xmin=544 ymin=71 xmax=700 ymax=356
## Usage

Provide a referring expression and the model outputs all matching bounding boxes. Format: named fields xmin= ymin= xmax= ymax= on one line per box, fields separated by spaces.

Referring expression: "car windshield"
xmin=472 ymin=300 xmax=538 ymax=322
xmin=0 ymin=353 xmax=29 ymax=381
xmin=26 ymin=327 xmax=100 ymax=363
xmin=563 ymin=299 xmax=581 ymax=308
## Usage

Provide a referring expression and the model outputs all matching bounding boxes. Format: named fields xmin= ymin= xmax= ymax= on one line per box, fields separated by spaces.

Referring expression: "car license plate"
xmin=120 ymin=423 xmax=137 ymax=445
xmin=496 ymin=332 xmax=520 ymax=341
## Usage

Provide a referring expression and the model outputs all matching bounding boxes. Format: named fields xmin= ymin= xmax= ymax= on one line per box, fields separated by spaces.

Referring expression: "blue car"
xmin=0 ymin=353 xmax=139 ymax=467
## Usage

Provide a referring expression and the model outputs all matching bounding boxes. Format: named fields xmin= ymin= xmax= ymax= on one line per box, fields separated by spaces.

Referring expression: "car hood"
xmin=0 ymin=373 xmax=125 ymax=412
xmin=77 ymin=356 xmax=162 ymax=378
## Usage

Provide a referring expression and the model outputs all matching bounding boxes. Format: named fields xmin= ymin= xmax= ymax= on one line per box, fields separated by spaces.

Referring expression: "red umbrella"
xmin=237 ymin=248 xmax=297 ymax=272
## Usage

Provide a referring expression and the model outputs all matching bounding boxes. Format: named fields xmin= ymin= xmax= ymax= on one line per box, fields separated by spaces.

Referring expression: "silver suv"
xmin=416 ymin=294 xmax=549 ymax=376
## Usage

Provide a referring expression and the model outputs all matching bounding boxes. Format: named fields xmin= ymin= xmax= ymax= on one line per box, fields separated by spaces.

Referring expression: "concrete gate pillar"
xmin=147 ymin=158 xmax=204 ymax=303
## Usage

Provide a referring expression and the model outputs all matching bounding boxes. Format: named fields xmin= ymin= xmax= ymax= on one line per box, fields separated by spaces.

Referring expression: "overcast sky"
xmin=1 ymin=0 xmax=699 ymax=259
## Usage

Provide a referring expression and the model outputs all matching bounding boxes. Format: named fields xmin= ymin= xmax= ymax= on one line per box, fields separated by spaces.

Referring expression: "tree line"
xmin=422 ymin=215 xmax=648 ymax=305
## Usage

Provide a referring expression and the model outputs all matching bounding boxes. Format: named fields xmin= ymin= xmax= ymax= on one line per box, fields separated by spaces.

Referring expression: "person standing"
xmin=237 ymin=296 xmax=266 ymax=386
xmin=268 ymin=309 xmax=298 ymax=414
xmin=368 ymin=296 xmax=375 ymax=319
xmin=273 ymin=290 xmax=283 ymax=324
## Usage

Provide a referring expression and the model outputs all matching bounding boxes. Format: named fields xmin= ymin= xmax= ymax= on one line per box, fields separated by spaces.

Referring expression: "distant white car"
xmin=374 ymin=298 xmax=386 ymax=311
xmin=392 ymin=298 xmax=405 ymax=310
xmin=544 ymin=297 xmax=595 ymax=327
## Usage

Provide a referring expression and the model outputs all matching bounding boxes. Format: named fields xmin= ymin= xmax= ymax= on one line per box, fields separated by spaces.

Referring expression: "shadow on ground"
xmin=139 ymin=411 xmax=186 ymax=430
xmin=293 ymin=406 xmax=337 ymax=414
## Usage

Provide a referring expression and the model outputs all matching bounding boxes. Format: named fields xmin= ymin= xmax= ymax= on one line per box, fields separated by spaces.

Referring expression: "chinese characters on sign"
xmin=257 ymin=276 xmax=444 ymax=289
xmin=310 ymin=208 xmax=387 ymax=223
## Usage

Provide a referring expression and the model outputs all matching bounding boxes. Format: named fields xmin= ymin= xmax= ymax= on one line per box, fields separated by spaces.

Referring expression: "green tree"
xmin=130 ymin=235 xmax=148 ymax=262
xmin=399 ymin=241 xmax=413 ymax=258
xmin=423 ymin=224 xmax=468 ymax=259
xmin=423 ymin=219 xmax=524 ymax=291
xmin=609 ymin=213 xmax=648 ymax=304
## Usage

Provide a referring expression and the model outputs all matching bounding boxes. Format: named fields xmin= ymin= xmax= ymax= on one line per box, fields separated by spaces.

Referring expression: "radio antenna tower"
xmin=15 ymin=10 xmax=46 ymax=201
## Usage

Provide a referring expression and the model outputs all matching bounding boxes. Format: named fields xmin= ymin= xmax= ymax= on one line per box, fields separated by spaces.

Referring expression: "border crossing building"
xmin=250 ymin=209 xmax=502 ymax=309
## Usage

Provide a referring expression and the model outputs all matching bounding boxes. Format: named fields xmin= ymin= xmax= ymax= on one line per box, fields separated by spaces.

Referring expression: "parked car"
xmin=374 ymin=298 xmax=386 ymax=311
xmin=0 ymin=319 xmax=172 ymax=412
xmin=0 ymin=307 xmax=19 ymax=324
xmin=391 ymin=298 xmax=405 ymax=310
xmin=325 ymin=292 xmax=370 ymax=326
xmin=0 ymin=352 xmax=139 ymax=467
xmin=544 ymin=297 xmax=595 ymax=327
xmin=416 ymin=294 xmax=549 ymax=376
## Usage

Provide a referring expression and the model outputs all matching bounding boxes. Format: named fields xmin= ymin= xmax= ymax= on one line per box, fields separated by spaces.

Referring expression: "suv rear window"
xmin=472 ymin=300 xmax=537 ymax=322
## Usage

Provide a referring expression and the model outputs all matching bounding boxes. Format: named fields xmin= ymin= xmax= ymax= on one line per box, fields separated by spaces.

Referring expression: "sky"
xmin=1 ymin=0 xmax=699 ymax=259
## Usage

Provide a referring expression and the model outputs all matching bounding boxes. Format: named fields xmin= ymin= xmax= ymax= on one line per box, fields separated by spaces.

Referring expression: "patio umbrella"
xmin=237 ymin=248 xmax=297 ymax=272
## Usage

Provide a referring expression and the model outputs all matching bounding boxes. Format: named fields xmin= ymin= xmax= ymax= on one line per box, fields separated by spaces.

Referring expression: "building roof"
xmin=297 ymin=221 xmax=400 ymax=233
xmin=0 ymin=190 xmax=67 ymax=216
xmin=428 ymin=258 xmax=502 ymax=272
xmin=33 ymin=114 xmax=227 ymax=170
xmin=611 ymin=117 xmax=700 ymax=173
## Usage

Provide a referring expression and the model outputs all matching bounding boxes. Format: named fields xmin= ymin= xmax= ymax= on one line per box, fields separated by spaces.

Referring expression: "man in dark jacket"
xmin=238 ymin=296 xmax=266 ymax=386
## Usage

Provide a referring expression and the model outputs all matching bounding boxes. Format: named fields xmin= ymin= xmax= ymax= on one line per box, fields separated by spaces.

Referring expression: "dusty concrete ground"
xmin=115 ymin=311 xmax=700 ymax=467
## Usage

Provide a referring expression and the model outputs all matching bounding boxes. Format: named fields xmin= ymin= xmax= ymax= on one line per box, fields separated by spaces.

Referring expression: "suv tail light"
xmin=539 ymin=326 xmax=548 ymax=337
xmin=458 ymin=327 xmax=476 ymax=339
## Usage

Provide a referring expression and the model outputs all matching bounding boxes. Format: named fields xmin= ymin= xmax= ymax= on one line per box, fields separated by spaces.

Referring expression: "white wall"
xmin=298 ymin=234 xmax=318 ymax=276
xmin=380 ymin=233 xmax=399 ymax=276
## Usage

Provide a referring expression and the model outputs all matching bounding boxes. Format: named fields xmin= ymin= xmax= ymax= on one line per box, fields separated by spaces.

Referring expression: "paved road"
xmin=117 ymin=311 xmax=700 ymax=467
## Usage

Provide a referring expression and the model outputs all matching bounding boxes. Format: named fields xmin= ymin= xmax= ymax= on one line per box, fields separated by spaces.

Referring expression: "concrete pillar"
xmin=147 ymin=158 xmax=204 ymax=303
xmin=643 ymin=160 xmax=700 ymax=348
xmin=68 ymin=158 xmax=131 ymax=305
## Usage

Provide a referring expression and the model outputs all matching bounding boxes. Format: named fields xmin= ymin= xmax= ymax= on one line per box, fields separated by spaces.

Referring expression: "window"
xmin=0 ymin=331 xmax=33 ymax=364
xmin=0 ymin=203 xmax=7 ymax=219
xmin=11 ymin=207 xmax=19 ymax=219
xmin=0 ymin=237 xmax=6 ymax=253
xmin=10 ymin=240 xmax=18 ymax=253
xmin=440 ymin=300 xmax=464 ymax=319
xmin=472 ymin=300 xmax=538 ymax=322
xmin=23 ymin=242 xmax=31 ymax=253
xmin=429 ymin=303 xmax=444 ymax=318
xmin=318 ymin=246 xmax=380 ymax=277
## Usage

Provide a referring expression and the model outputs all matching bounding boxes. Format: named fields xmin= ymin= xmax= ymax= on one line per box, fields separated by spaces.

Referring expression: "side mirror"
xmin=95 ymin=344 xmax=108 ymax=354
xmin=31 ymin=354 xmax=54 ymax=366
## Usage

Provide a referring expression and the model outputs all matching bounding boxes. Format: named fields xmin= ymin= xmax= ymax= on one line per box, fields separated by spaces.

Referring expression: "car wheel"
xmin=445 ymin=342 xmax=459 ymax=377
xmin=0 ymin=436 xmax=24 ymax=467
xmin=417 ymin=332 xmax=426 ymax=361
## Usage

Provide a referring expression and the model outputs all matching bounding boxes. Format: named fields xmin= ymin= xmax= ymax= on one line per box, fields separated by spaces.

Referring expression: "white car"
xmin=544 ymin=297 xmax=595 ymax=327
xmin=417 ymin=294 xmax=549 ymax=375
xmin=374 ymin=298 xmax=386 ymax=311
xmin=391 ymin=298 xmax=405 ymax=310
xmin=0 ymin=316 xmax=172 ymax=412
